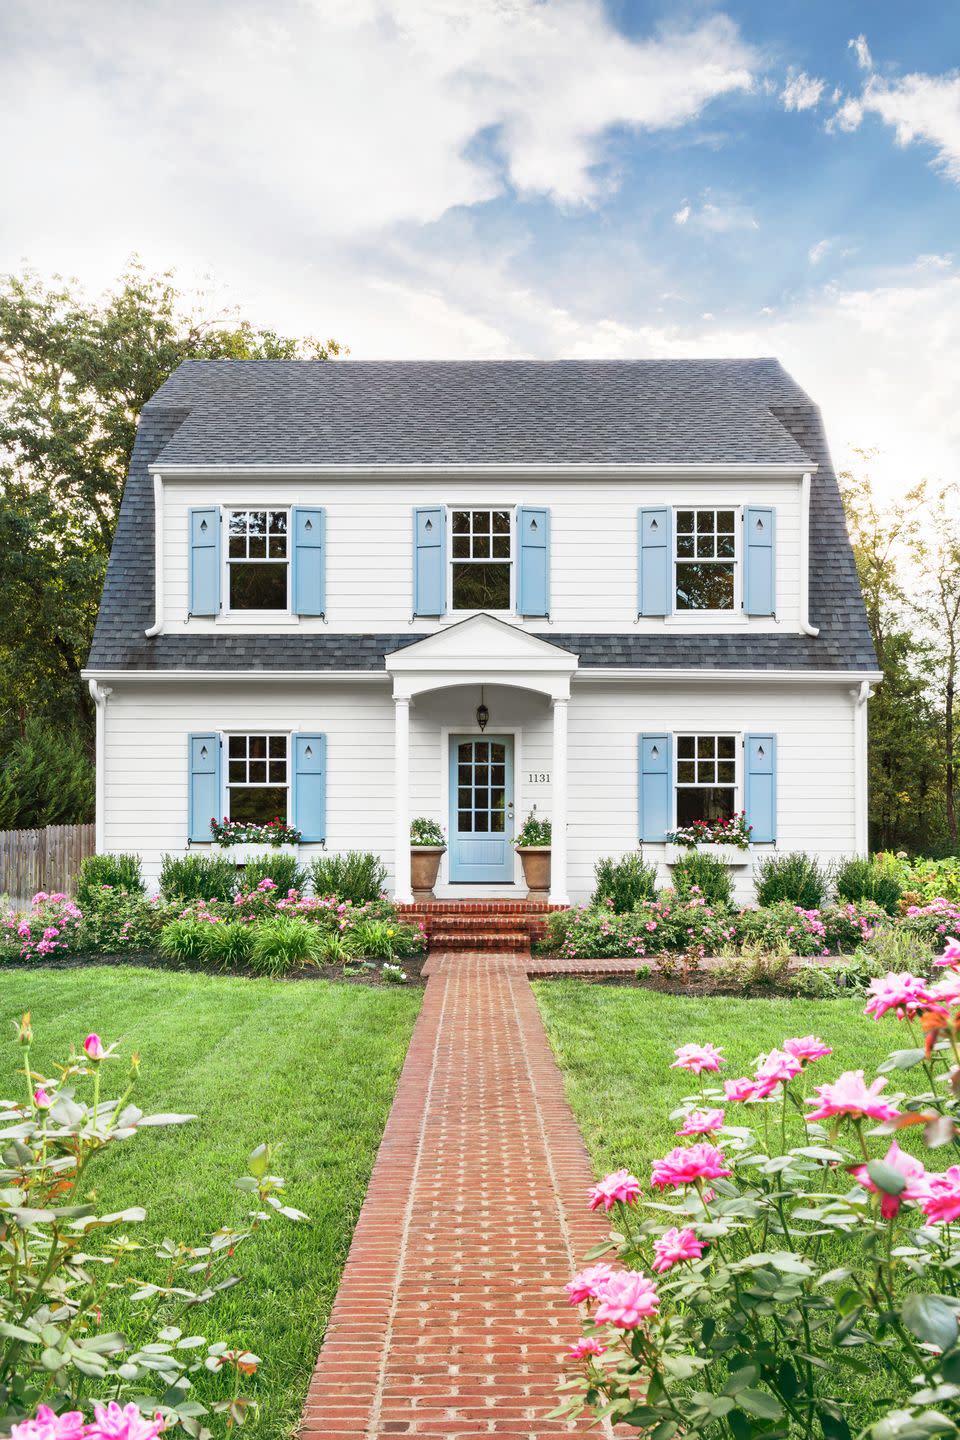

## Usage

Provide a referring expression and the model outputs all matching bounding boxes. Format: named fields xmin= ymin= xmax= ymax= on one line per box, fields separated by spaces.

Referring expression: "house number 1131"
xmin=527 ymin=771 xmax=551 ymax=784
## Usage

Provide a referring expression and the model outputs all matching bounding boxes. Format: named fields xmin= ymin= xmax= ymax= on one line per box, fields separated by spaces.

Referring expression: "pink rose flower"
xmin=864 ymin=973 xmax=932 ymax=1020
xmin=934 ymin=936 xmax=960 ymax=968
xmin=920 ymin=1167 xmax=960 ymax=1224
xmin=565 ymin=1263 xmax=614 ymax=1305
xmin=88 ymin=1402 xmax=165 ymax=1439
xmin=724 ymin=1077 xmax=759 ymax=1103
xmin=751 ymin=1049 xmax=803 ymax=1098
xmin=567 ymin=1337 xmax=606 ymax=1361
xmin=671 ymin=1042 xmax=724 ymax=1075
xmin=783 ymin=1035 xmax=832 ymax=1063
xmin=805 ymin=1071 xmax=901 ymax=1124
xmin=588 ymin=1168 xmax=642 ymax=1212
xmin=651 ymin=1144 xmax=732 ymax=1189
xmin=33 ymin=1086 xmax=52 ymax=1109
xmin=927 ymin=972 xmax=960 ymax=1006
xmin=651 ymin=1226 xmax=707 ymax=1273
xmin=593 ymin=1270 xmax=660 ymax=1328
xmin=11 ymin=1408 xmax=85 ymax=1440
xmin=850 ymin=1140 xmax=928 ymax=1218
xmin=676 ymin=1108 xmax=725 ymax=1137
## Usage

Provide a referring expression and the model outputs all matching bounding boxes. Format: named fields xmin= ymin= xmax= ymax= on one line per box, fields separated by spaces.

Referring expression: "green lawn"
xmin=533 ymin=982 xmax=918 ymax=1179
xmin=0 ymin=967 xmax=421 ymax=1439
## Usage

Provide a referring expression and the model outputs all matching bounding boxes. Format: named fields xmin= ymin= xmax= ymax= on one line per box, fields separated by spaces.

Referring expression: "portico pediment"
xmin=385 ymin=614 xmax=577 ymax=700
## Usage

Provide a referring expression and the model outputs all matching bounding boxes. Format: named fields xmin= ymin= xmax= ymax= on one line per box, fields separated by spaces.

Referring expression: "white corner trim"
xmin=88 ymin=679 xmax=112 ymax=852
xmin=852 ymin=679 xmax=874 ymax=855
xmin=144 ymin=472 xmax=164 ymax=637
xmin=799 ymin=471 xmax=819 ymax=637
xmin=150 ymin=462 xmax=818 ymax=481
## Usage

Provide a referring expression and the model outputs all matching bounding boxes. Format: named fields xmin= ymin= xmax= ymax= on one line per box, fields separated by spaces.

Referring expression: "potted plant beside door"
xmin=515 ymin=812 xmax=552 ymax=900
xmin=410 ymin=817 xmax=446 ymax=900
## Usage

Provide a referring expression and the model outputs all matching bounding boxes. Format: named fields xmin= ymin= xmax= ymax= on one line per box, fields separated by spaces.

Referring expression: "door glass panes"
xmin=451 ymin=510 xmax=512 ymax=609
xmin=675 ymin=509 xmax=736 ymax=610
xmin=228 ymin=510 xmax=289 ymax=610
xmin=455 ymin=739 xmax=507 ymax=833
xmin=675 ymin=734 xmax=737 ymax=825
xmin=226 ymin=734 xmax=289 ymax=823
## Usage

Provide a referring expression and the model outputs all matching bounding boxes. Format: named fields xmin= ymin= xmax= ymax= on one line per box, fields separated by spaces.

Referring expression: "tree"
xmin=0 ymin=262 xmax=340 ymax=816
xmin=912 ymin=488 xmax=960 ymax=845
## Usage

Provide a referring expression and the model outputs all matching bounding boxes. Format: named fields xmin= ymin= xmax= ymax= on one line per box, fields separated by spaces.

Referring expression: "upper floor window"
xmin=228 ymin=510 xmax=289 ymax=611
xmin=676 ymin=733 xmax=737 ymax=825
xmin=675 ymin=508 xmax=736 ymax=611
xmin=451 ymin=509 xmax=512 ymax=610
xmin=227 ymin=733 xmax=289 ymax=824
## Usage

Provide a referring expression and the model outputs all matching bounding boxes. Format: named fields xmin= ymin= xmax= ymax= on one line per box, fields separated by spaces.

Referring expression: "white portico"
xmin=385 ymin=615 xmax=578 ymax=906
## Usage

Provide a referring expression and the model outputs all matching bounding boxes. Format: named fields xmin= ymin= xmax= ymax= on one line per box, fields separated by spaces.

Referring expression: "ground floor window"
xmin=676 ymin=733 xmax=737 ymax=825
xmin=226 ymin=734 xmax=289 ymax=824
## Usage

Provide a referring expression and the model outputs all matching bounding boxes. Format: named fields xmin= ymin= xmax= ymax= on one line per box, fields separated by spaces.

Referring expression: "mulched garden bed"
xmin=0 ymin=951 xmax=429 ymax=987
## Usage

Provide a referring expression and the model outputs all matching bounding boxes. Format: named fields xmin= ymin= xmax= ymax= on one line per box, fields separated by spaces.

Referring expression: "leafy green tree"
xmin=912 ymin=487 xmax=960 ymax=846
xmin=0 ymin=262 xmax=339 ymax=822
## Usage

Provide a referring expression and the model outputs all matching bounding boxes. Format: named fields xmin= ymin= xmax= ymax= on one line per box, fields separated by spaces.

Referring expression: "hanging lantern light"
xmin=476 ymin=686 xmax=489 ymax=733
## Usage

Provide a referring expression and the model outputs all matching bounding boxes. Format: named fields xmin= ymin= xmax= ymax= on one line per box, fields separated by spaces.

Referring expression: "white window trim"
xmin=669 ymin=505 xmax=742 ymax=620
xmin=222 ymin=507 xmax=292 ymax=619
xmin=221 ymin=729 xmax=292 ymax=823
xmin=446 ymin=505 xmax=516 ymax=617
xmin=672 ymin=730 xmax=741 ymax=829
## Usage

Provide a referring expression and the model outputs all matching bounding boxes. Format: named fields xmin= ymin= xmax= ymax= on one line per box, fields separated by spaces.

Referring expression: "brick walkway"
xmin=300 ymin=952 xmax=614 ymax=1439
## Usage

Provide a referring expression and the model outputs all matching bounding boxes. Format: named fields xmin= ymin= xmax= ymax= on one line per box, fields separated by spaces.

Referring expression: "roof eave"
xmin=149 ymin=461 xmax=818 ymax=479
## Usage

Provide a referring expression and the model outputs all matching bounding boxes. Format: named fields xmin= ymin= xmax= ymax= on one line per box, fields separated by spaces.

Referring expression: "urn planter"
xmin=517 ymin=846 xmax=551 ymax=900
xmin=411 ymin=845 xmax=446 ymax=900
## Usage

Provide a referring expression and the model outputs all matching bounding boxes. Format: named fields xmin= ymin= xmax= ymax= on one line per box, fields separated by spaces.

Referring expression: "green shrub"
xmin=753 ymin=851 xmax=828 ymax=910
xmin=159 ymin=853 xmax=238 ymax=903
xmin=309 ymin=851 xmax=387 ymax=905
xmin=249 ymin=917 xmax=321 ymax=975
xmin=158 ymin=917 xmax=212 ymax=964
xmin=669 ymin=851 xmax=732 ymax=907
xmin=835 ymin=855 xmax=903 ymax=915
xmin=734 ymin=900 xmax=827 ymax=957
xmin=820 ymin=900 xmax=888 ymax=952
xmin=591 ymin=852 xmax=657 ymax=912
xmin=313 ymin=931 xmax=354 ymax=964
xmin=240 ymin=853 xmax=307 ymax=896
xmin=0 ymin=717 xmax=94 ymax=828
xmin=892 ymin=852 xmax=960 ymax=903
xmin=349 ymin=917 xmax=401 ymax=959
xmin=75 ymin=852 xmax=144 ymax=906
xmin=77 ymin=886 xmax=168 ymax=953
xmin=201 ymin=919 xmax=255 ymax=970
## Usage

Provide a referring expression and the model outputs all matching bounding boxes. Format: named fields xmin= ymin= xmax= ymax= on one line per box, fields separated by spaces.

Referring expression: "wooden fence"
xmin=0 ymin=824 xmax=96 ymax=910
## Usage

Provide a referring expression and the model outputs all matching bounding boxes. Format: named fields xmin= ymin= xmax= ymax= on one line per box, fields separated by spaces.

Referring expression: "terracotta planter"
xmin=411 ymin=845 xmax=445 ymax=900
xmin=517 ymin=846 xmax=551 ymax=900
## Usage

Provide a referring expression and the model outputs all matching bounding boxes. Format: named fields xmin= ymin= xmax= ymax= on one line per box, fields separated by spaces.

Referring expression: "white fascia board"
xmin=80 ymin=668 xmax=389 ymax=683
xmin=151 ymin=462 xmax=817 ymax=481
xmin=82 ymin=665 xmax=883 ymax=685
xmin=575 ymin=667 xmax=884 ymax=684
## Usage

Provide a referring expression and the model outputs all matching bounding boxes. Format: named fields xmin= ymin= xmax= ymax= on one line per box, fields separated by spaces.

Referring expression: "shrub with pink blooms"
xmin=557 ymin=941 xmax=960 ymax=1438
xmin=1 ymin=893 xmax=83 ymax=961
xmin=0 ymin=1016 xmax=307 ymax=1435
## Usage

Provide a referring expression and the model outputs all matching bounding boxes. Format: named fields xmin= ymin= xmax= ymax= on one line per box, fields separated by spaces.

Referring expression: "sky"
xmin=1 ymin=0 xmax=959 ymax=494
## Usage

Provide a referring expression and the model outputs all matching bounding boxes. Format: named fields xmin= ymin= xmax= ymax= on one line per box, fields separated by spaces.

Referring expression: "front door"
xmin=448 ymin=735 xmax=515 ymax=883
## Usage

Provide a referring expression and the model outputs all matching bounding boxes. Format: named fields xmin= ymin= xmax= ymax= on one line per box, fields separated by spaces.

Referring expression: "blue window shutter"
xmin=413 ymin=507 xmax=446 ymax=616
xmin=293 ymin=734 xmax=326 ymax=842
xmin=517 ymin=506 xmax=550 ymax=616
xmin=292 ymin=507 xmax=326 ymax=616
xmin=188 ymin=733 xmax=221 ymax=843
xmin=744 ymin=507 xmax=776 ymax=616
xmin=638 ymin=733 xmax=672 ymax=842
xmin=745 ymin=733 xmax=777 ymax=843
xmin=638 ymin=508 xmax=672 ymax=616
xmin=188 ymin=506 xmax=221 ymax=616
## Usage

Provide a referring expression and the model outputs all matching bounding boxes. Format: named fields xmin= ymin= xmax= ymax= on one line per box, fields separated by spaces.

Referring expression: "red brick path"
xmin=300 ymin=952 xmax=615 ymax=1438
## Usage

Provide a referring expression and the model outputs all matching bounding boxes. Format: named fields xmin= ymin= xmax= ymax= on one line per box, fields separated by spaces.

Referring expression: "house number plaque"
xmin=526 ymin=771 xmax=551 ymax=784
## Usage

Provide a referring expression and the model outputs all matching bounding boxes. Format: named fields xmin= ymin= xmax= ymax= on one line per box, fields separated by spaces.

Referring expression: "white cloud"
xmin=850 ymin=34 xmax=873 ymax=71
xmin=696 ymin=198 xmax=760 ymax=233
xmin=830 ymin=40 xmax=960 ymax=182
xmin=782 ymin=68 xmax=825 ymax=111
xmin=673 ymin=203 xmax=691 ymax=225
xmin=808 ymin=238 xmax=832 ymax=265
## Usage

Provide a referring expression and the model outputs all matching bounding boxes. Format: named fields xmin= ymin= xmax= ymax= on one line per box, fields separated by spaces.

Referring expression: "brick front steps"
xmin=300 ymin=951 xmax=617 ymax=1439
xmin=398 ymin=900 xmax=567 ymax=953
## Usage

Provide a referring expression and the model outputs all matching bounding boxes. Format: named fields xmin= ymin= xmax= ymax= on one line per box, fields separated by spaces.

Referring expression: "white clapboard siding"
xmin=161 ymin=476 xmax=803 ymax=634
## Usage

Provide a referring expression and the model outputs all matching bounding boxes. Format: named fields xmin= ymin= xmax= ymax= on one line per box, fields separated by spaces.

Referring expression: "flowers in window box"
xmin=209 ymin=816 xmax=302 ymax=847
xmin=666 ymin=811 xmax=752 ymax=850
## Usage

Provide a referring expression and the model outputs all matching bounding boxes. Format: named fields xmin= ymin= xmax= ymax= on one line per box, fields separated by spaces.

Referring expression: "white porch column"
xmin=549 ymin=697 xmax=569 ymax=905
xmin=393 ymin=697 xmax=414 ymax=903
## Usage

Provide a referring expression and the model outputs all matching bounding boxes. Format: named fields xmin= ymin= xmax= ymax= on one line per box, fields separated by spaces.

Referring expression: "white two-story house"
xmin=83 ymin=359 xmax=880 ymax=905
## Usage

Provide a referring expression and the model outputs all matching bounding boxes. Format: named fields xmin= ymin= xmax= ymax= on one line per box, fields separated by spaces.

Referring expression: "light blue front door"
xmin=449 ymin=735 xmax=515 ymax=883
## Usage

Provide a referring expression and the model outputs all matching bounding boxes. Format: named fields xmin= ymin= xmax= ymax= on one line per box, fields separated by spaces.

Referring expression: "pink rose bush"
xmin=558 ymin=952 xmax=960 ymax=1437
xmin=2 ymin=892 xmax=82 ymax=959
xmin=0 ymin=1018 xmax=306 ymax=1433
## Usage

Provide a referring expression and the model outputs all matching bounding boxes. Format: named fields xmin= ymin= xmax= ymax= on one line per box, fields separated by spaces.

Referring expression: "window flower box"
xmin=212 ymin=843 xmax=300 ymax=864
xmin=665 ymin=843 xmax=751 ymax=867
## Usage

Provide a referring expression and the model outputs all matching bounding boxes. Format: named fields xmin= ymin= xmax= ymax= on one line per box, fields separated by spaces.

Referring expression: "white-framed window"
xmin=675 ymin=733 xmax=738 ymax=826
xmin=675 ymin=508 xmax=738 ymax=612
xmin=226 ymin=733 xmax=290 ymax=825
xmin=449 ymin=508 xmax=514 ymax=612
xmin=226 ymin=509 xmax=290 ymax=612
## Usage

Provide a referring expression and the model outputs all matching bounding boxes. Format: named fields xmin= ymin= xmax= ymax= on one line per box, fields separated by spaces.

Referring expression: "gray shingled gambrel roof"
xmin=150 ymin=358 xmax=816 ymax=468
xmin=86 ymin=358 xmax=878 ymax=674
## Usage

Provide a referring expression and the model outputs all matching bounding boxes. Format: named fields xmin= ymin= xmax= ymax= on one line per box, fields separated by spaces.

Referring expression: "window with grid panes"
xmin=451 ymin=510 xmax=512 ymax=610
xmin=456 ymin=739 xmax=508 ymax=834
xmin=675 ymin=508 xmax=736 ymax=610
xmin=226 ymin=735 xmax=289 ymax=825
xmin=227 ymin=510 xmax=288 ymax=610
xmin=676 ymin=735 xmax=737 ymax=825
